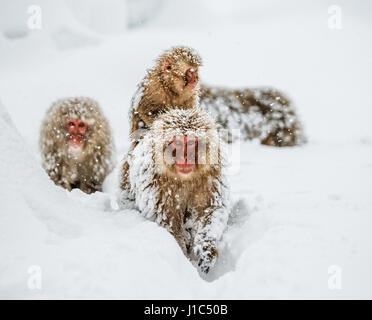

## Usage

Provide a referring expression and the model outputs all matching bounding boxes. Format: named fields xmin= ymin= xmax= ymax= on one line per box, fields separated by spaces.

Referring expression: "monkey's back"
xmin=199 ymin=84 xmax=306 ymax=146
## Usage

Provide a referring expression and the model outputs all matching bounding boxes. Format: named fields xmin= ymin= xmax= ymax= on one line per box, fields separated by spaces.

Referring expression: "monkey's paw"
xmin=60 ymin=180 xmax=72 ymax=191
xmin=194 ymin=245 xmax=218 ymax=274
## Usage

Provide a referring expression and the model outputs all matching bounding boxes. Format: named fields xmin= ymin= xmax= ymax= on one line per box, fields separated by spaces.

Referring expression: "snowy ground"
xmin=0 ymin=0 xmax=372 ymax=299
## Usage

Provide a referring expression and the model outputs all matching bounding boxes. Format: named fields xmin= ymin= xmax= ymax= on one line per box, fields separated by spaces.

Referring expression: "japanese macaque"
xmin=120 ymin=108 xmax=229 ymax=273
xmin=199 ymin=84 xmax=306 ymax=146
xmin=130 ymin=46 xmax=202 ymax=136
xmin=40 ymin=97 xmax=115 ymax=194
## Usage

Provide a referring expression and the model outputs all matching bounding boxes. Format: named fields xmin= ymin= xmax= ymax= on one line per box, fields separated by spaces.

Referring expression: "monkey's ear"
xmin=163 ymin=60 xmax=172 ymax=73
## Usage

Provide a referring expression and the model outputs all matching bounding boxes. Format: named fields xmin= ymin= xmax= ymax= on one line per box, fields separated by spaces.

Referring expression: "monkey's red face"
xmin=184 ymin=66 xmax=198 ymax=90
xmin=163 ymin=60 xmax=199 ymax=92
xmin=169 ymin=136 xmax=198 ymax=176
xmin=66 ymin=119 xmax=88 ymax=148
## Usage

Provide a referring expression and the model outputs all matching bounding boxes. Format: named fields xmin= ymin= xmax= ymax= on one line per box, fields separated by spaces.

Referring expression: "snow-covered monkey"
xmin=120 ymin=108 xmax=230 ymax=273
xmin=199 ymin=85 xmax=306 ymax=146
xmin=40 ymin=97 xmax=115 ymax=194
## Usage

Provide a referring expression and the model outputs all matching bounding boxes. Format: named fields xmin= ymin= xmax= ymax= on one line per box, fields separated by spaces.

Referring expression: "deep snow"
xmin=0 ymin=0 xmax=371 ymax=299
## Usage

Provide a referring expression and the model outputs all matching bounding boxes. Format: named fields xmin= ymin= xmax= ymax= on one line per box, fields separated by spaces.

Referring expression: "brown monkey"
xmin=120 ymin=108 xmax=229 ymax=273
xmin=40 ymin=97 xmax=115 ymax=194
xmin=200 ymin=84 xmax=306 ymax=146
xmin=129 ymin=46 xmax=202 ymax=136
xmin=123 ymin=46 xmax=203 ymax=197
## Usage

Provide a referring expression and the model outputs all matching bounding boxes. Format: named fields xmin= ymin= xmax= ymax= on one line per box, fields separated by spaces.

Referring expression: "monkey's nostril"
xmin=185 ymin=67 xmax=198 ymax=85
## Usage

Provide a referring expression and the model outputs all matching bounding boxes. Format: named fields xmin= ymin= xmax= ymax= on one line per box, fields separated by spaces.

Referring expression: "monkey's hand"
xmin=60 ymin=179 xmax=72 ymax=191
xmin=193 ymin=239 xmax=218 ymax=274
xmin=192 ymin=204 xmax=229 ymax=273
xmin=80 ymin=182 xmax=100 ymax=194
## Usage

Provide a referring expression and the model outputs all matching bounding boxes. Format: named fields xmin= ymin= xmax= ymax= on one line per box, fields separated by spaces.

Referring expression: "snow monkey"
xmin=40 ymin=97 xmax=115 ymax=194
xmin=199 ymin=84 xmax=306 ymax=146
xmin=120 ymin=108 xmax=230 ymax=273
xmin=130 ymin=46 xmax=202 ymax=137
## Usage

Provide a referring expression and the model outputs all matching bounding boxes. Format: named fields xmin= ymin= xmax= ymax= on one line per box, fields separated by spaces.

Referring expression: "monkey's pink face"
xmin=168 ymin=136 xmax=198 ymax=176
xmin=183 ymin=66 xmax=199 ymax=90
xmin=163 ymin=60 xmax=199 ymax=92
xmin=66 ymin=119 xmax=88 ymax=148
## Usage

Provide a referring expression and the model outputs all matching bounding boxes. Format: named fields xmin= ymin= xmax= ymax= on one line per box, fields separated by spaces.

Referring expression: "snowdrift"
xmin=0 ymin=101 xmax=205 ymax=299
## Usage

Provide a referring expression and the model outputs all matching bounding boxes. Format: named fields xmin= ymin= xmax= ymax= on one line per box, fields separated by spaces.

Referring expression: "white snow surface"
xmin=0 ymin=0 xmax=372 ymax=299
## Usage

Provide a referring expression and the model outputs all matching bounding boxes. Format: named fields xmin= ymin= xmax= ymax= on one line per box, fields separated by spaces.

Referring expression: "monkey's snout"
xmin=185 ymin=67 xmax=198 ymax=88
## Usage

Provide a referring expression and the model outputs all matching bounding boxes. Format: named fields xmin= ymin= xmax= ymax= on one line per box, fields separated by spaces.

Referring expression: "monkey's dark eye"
xmin=69 ymin=122 xmax=74 ymax=127
xmin=167 ymin=65 xmax=172 ymax=71
xmin=78 ymin=122 xmax=85 ymax=128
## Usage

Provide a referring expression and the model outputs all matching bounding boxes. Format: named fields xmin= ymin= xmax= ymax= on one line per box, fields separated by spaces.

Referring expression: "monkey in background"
xmin=40 ymin=97 xmax=115 ymax=194
xmin=129 ymin=46 xmax=202 ymax=136
xmin=120 ymin=108 xmax=229 ymax=273
xmin=199 ymin=84 xmax=306 ymax=146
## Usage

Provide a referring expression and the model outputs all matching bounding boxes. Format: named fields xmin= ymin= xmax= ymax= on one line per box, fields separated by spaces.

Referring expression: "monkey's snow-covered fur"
xmin=120 ymin=108 xmax=230 ymax=273
xmin=40 ymin=97 xmax=115 ymax=194
xmin=200 ymin=84 xmax=306 ymax=146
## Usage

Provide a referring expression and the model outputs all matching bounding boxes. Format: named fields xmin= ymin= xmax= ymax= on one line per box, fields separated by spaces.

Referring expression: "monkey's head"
xmin=59 ymin=100 xmax=97 ymax=152
xmin=152 ymin=108 xmax=223 ymax=181
xmin=42 ymin=97 xmax=111 ymax=156
xmin=155 ymin=46 xmax=202 ymax=98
